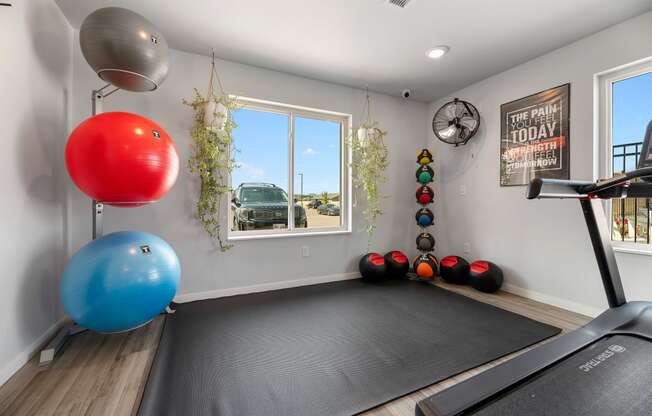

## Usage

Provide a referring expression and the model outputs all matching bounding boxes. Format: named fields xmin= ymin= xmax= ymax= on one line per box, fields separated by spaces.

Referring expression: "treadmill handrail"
xmin=527 ymin=166 xmax=652 ymax=200
xmin=579 ymin=166 xmax=652 ymax=195
xmin=526 ymin=178 xmax=592 ymax=199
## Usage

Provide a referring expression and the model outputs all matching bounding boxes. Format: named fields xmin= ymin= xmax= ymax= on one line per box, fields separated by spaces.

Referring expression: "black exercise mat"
xmin=138 ymin=279 xmax=560 ymax=416
xmin=471 ymin=334 xmax=652 ymax=416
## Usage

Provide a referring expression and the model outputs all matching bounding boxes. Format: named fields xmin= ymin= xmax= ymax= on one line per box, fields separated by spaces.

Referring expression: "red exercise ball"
xmin=66 ymin=112 xmax=179 ymax=207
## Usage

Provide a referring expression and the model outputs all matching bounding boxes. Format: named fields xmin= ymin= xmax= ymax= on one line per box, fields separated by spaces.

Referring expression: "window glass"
xmin=229 ymin=101 xmax=349 ymax=237
xmin=611 ymin=71 xmax=652 ymax=243
xmin=231 ymin=108 xmax=289 ymax=232
xmin=294 ymin=116 xmax=342 ymax=229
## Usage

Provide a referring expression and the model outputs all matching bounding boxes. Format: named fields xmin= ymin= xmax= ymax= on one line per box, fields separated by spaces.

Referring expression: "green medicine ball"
xmin=418 ymin=171 xmax=432 ymax=183
xmin=416 ymin=165 xmax=434 ymax=184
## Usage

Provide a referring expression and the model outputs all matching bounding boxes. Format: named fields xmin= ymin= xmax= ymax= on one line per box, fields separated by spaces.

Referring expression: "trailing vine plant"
xmin=183 ymin=51 xmax=238 ymax=251
xmin=349 ymin=90 xmax=389 ymax=242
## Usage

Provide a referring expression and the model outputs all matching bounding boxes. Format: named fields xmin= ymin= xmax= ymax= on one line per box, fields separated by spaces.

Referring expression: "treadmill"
xmin=417 ymin=121 xmax=652 ymax=416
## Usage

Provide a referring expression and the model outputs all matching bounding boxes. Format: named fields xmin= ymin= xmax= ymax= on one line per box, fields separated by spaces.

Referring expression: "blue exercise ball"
xmin=61 ymin=231 xmax=180 ymax=333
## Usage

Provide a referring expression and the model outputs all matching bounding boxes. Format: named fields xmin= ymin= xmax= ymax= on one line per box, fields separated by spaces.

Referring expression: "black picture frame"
xmin=500 ymin=83 xmax=571 ymax=186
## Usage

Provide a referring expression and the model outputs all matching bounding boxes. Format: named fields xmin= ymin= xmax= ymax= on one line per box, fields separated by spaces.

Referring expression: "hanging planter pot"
xmin=357 ymin=126 xmax=382 ymax=145
xmin=203 ymin=99 xmax=228 ymax=132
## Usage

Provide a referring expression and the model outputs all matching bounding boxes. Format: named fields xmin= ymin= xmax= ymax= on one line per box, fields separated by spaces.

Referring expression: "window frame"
xmin=228 ymin=96 xmax=352 ymax=241
xmin=595 ymin=56 xmax=652 ymax=254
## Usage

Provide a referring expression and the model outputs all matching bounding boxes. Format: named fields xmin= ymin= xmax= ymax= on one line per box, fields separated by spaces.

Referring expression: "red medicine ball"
xmin=66 ymin=112 xmax=179 ymax=207
xmin=416 ymin=185 xmax=434 ymax=205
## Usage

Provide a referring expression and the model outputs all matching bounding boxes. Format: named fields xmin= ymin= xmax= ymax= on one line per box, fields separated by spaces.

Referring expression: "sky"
xmin=612 ymin=71 xmax=652 ymax=172
xmin=231 ymin=108 xmax=341 ymax=196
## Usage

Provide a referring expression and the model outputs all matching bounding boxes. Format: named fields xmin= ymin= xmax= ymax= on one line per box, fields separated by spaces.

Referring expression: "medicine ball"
xmin=416 ymin=165 xmax=434 ymax=184
xmin=416 ymin=233 xmax=435 ymax=251
xmin=413 ymin=254 xmax=438 ymax=279
xmin=384 ymin=251 xmax=409 ymax=278
xmin=469 ymin=261 xmax=504 ymax=293
xmin=416 ymin=185 xmax=434 ymax=205
xmin=417 ymin=148 xmax=433 ymax=165
xmin=440 ymin=255 xmax=470 ymax=285
xmin=359 ymin=253 xmax=386 ymax=280
xmin=415 ymin=208 xmax=434 ymax=227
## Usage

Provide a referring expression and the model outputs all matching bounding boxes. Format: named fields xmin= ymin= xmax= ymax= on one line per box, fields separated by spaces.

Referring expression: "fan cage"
xmin=432 ymin=98 xmax=480 ymax=146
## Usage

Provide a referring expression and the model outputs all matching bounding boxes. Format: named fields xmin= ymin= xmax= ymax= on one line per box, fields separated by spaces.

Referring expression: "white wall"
xmin=68 ymin=44 xmax=428 ymax=299
xmin=0 ymin=0 xmax=72 ymax=385
xmin=429 ymin=11 xmax=652 ymax=317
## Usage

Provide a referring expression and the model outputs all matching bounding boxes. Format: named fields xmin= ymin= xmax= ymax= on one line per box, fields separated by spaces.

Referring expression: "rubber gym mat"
xmin=470 ymin=334 xmax=652 ymax=415
xmin=138 ymin=279 xmax=560 ymax=416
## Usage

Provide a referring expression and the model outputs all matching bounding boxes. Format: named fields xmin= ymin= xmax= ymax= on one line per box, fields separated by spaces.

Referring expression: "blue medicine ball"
xmin=415 ymin=208 xmax=434 ymax=227
xmin=60 ymin=231 xmax=180 ymax=333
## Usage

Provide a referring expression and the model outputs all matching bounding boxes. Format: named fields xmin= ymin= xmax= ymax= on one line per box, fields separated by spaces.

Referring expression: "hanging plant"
xmin=183 ymin=51 xmax=238 ymax=251
xmin=349 ymin=90 xmax=389 ymax=239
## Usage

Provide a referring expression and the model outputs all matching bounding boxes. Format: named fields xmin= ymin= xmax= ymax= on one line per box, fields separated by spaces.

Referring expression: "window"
xmin=229 ymin=97 xmax=351 ymax=239
xmin=597 ymin=58 xmax=652 ymax=248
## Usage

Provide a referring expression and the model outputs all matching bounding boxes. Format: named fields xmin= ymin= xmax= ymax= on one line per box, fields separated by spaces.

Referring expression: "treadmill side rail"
xmin=416 ymin=302 xmax=652 ymax=416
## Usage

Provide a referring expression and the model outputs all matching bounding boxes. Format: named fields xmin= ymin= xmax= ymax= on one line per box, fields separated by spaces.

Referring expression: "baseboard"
xmin=0 ymin=318 xmax=66 ymax=387
xmin=502 ymin=283 xmax=603 ymax=318
xmin=174 ymin=272 xmax=361 ymax=303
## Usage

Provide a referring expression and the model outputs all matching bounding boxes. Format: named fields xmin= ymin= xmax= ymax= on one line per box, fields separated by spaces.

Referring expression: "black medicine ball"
xmin=440 ymin=255 xmax=470 ymax=285
xmin=359 ymin=253 xmax=387 ymax=280
xmin=469 ymin=260 xmax=504 ymax=293
xmin=416 ymin=233 xmax=435 ymax=251
xmin=384 ymin=251 xmax=409 ymax=278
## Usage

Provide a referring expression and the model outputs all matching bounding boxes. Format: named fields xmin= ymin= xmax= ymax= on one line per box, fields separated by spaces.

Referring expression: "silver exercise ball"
xmin=80 ymin=7 xmax=169 ymax=92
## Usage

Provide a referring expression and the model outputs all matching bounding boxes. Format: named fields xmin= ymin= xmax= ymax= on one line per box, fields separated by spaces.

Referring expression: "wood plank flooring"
xmin=0 ymin=282 xmax=591 ymax=416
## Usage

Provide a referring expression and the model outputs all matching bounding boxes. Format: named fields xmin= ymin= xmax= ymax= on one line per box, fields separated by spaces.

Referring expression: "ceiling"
xmin=56 ymin=0 xmax=652 ymax=102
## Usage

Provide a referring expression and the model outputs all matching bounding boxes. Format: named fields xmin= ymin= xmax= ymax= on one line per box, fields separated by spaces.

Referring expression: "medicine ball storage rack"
xmin=39 ymin=7 xmax=177 ymax=365
xmin=412 ymin=149 xmax=438 ymax=280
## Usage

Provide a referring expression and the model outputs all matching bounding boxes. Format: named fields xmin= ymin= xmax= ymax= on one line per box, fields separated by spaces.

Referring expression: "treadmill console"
xmin=637 ymin=120 xmax=652 ymax=181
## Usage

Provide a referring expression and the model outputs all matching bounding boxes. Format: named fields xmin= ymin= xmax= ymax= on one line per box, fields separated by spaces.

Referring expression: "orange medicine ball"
xmin=66 ymin=112 xmax=179 ymax=207
xmin=413 ymin=254 xmax=439 ymax=279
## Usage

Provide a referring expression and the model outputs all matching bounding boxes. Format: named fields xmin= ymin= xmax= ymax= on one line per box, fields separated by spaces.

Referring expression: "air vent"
xmin=389 ymin=0 xmax=411 ymax=7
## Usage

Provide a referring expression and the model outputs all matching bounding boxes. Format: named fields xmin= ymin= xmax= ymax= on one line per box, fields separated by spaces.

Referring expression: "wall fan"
xmin=432 ymin=98 xmax=480 ymax=146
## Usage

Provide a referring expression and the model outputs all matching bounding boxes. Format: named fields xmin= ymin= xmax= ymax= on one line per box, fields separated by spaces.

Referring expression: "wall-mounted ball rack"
xmin=412 ymin=149 xmax=438 ymax=281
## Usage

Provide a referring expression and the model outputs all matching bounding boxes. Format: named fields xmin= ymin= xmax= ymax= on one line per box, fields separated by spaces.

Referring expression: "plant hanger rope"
xmin=206 ymin=49 xmax=226 ymax=100
xmin=363 ymin=86 xmax=373 ymax=125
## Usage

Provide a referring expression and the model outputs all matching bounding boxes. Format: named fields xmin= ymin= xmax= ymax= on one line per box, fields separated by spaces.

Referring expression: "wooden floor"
xmin=0 ymin=282 xmax=590 ymax=416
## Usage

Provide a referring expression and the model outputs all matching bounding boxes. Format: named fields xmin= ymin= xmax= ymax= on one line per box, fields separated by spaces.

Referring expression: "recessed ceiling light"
xmin=426 ymin=46 xmax=450 ymax=59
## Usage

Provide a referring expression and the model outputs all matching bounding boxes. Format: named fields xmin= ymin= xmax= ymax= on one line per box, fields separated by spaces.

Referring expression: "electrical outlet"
xmin=460 ymin=184 xmax=467 ymax=196
xmin=301 ymin=246 xmax=310 ymax=257
xmin=463 ymin=242 xmax=471 ymax=254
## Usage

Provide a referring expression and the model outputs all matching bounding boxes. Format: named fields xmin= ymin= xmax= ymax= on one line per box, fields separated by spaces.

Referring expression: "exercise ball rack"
xmin=39 ymin=7 xmax=174 ymax=366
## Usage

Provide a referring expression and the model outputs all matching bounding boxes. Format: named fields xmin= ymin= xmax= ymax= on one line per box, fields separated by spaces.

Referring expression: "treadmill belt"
xmin=138 ymin=279 xmax=560 ymax=416
xmin=473 ymin=335 xmax=652 ymax=415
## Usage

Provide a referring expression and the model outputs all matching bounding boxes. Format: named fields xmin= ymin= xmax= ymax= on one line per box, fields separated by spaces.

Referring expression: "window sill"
xmin=613 ymin=243 xmax=652 ymax=257
xmin=228 ymin=229 xmax=352 ymax=241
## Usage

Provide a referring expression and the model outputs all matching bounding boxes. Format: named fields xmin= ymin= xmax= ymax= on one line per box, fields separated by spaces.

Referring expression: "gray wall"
xmin=429 ymin=11 xmax=652 ymax=316
xmin=69 ymin=43 xmax=428 ymax=300
xmin=0 ymin=0 xmax=72 ymax=385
